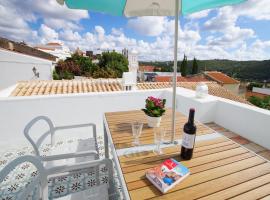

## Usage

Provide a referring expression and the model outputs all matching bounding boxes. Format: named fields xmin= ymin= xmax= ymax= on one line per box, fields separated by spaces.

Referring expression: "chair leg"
xmin=103 ymin=123 xmax=109 ymax=159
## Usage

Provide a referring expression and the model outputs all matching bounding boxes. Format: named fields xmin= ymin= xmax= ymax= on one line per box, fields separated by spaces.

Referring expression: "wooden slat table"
xmin=103 ymin=110 xmax=270 ymax=200
xmin=105 ymin=109 xmax=213 ymax=150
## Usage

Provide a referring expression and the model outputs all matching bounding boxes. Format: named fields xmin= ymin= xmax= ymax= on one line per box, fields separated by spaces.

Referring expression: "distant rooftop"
xmin=0 ymin=37 xmax=57 ymax=61
xmin=155 ymin=75 xmax=208 ymax=82
xmin=47 ymin=42 xmax=62 ymax=46
xmin=9 ymin=80 xmax=250 ymax=105
xmin=204 ymin=71 xmax=239 ymax=84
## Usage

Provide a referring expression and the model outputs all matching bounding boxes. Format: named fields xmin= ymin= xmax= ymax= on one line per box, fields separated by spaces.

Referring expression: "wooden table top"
xmin=105 ymin=109 xmax=213 ymax=149
xmin=104 ymin=110 xmax=270 ymax=200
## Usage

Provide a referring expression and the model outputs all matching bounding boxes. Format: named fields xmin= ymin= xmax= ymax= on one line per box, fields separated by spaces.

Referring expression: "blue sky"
xmin=0 ymin=0 xmax=270 ymax=61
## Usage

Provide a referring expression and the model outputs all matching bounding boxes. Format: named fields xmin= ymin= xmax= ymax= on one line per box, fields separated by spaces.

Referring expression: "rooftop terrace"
xmin=0 ymin=81 xmax=269 ymax=199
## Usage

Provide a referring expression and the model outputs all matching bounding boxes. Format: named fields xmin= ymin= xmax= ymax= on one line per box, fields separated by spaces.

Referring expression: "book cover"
xmin=145 ymin=158 xmax=190 ymax=193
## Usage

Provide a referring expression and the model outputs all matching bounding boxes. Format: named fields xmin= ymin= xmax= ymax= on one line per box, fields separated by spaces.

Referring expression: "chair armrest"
xmin=41 ymin=150 xmax=98 ymax=161
xmin=54 ymin=123 xmax=97 ymax=140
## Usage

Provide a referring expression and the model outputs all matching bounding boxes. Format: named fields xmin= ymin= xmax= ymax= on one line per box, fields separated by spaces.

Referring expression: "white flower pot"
xmin=147 ymin=116 xmax=162 ymax=128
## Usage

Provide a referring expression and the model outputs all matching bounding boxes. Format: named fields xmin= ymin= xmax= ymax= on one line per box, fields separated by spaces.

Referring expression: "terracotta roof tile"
xmin=10 ymin=80 xmax=250 ymax=105
xmin=205 ymin=71 xmax=239 ymax=84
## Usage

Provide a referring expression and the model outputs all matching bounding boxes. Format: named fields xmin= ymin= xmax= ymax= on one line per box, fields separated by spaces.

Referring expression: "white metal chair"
xmin=0 ymin=155 xmax=118 ymax=200
xmin=24 ymin=116 xmax=99 ymax=173
xmin=0 ymin=155 xmax=48 ymax=200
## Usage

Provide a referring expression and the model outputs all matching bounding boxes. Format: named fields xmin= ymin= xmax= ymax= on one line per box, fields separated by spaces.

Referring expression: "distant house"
xmin=139 ymin=65 xmax=155 ymax=72
xmin=204 ymin=71 xmax=240 ymax=94
xmin=35 ymin=42 xmax=71 ymax=61
xmin=246 ymin=87 xmax=270 ymax=99
xmin=155 ymin=73 xmax=208 ymax=82
xmin=0 ymin=38 xmax=56 ymax=90
xmin=0 ymin=48 xmax=55 ymax=90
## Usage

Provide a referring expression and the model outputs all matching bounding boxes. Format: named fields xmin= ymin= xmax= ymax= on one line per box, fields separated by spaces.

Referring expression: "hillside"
xmin=139 ymin=59 xmax=270 ymax=82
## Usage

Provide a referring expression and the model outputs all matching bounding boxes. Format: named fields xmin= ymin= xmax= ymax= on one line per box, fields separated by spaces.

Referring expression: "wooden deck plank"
xmin=198 ymin=173 xmax=270 ymax=200
xmin=119 ymin=139 xmax=231 ymax=163
xmin=129 ymin=157 xmax=266 ymax=199
xmin=120 ymin=143 xmax=239 ymax=168
xmin=125 ymin=151 xmax=253 ymax=185
xmin=148 ymin=163 xmax=270 ymax=200
xmin=230 ymin=182 xmax=270 ymax=200
xmin=126 ymin=151 xmax=252 ymax=191
xmin=104 ymin=110 xmax=270 ymax=200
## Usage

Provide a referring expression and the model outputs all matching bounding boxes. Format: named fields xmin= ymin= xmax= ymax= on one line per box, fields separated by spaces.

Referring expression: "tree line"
xmin=141 ymin=58 xmax=270 ymax=81
xmin=53 ymin=51 xmax=129 ymax=80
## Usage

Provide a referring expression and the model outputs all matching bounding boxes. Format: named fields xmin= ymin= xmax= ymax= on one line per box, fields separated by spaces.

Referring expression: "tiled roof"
xmin=155 ymin=76 xmax=208 ymax=82
xmin=10 ymin=80 xmax=251 ymax=105
xmin=47 ymin=42 xmax=61 ymax=46
xmin=246 ymin=91 xmax=269 ymax=99
xmin=35 ymin=47 xmax=55 ymax=51
xmin=0 ymin=37 xmax=57 ymax=61
xmin=205 ymin=71 xmax=239 ymax=84
xmin=139 ymin=65 xmax=156 ymax=72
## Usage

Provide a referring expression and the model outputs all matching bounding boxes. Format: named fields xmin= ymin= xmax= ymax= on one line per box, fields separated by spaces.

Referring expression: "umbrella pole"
xmin=171 ymin=0 xmax=180 ymax=144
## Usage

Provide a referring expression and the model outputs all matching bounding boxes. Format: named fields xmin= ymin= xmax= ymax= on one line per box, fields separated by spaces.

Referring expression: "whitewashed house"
xmin=0 ymin=48 xmax=55 ymax=90
xmin=35 ymin=42 xmax=72 ymax=61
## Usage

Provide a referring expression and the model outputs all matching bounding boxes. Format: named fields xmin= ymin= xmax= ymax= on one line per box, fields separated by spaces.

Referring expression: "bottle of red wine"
xmin=181 ymin=108 xmax=197 ymax=160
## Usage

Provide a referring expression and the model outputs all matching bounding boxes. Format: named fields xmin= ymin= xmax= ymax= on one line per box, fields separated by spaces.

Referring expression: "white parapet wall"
xmin=253 ymin=87 xmax=270 ymax=95
xmin=0 ymin=87 xmax=269 ymax=150
xmin=0 ymin=89 xmax=165 ymax=148
xmin=214 ymin=98 xmax=270 ymax=150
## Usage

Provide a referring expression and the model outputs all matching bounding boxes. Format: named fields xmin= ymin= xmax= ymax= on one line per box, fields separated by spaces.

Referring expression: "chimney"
xmin=122 ymin=72 xmax=137 ymax=91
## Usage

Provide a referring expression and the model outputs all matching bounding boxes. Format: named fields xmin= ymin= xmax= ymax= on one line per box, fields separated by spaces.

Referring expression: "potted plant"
xmin=142 ymin=96 xmax=166 ymax=127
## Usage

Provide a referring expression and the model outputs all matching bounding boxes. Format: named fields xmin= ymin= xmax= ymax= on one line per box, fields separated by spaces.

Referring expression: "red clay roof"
xmin=155 ymin=76 xmax=208 ymax=82
xmin=36 ymin=47 xmax=55 ymax=51
xmin=47 ymin=42 xmax=61 ymax=46
xmin=246 ymin=91 xmax=269 ymax=99
xmin=139 ymin=65 xmax=156 ymax=72
xmin=205 ymin=71 xmax=239 ymax=84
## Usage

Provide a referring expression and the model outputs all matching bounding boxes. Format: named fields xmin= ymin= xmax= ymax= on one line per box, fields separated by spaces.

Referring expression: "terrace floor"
xmin=0 ymin=122 xmax=269 ymax=199
xmin=205 ymin=122 xmax=270 ymax=161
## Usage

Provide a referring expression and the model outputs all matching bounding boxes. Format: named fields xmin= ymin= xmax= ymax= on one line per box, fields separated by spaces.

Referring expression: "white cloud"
xmin=232 ymin=0 xmax=270 ymax=20
xmin=0 ymin=0 xmax=88 ymax=42
xmin=1 ymin=0 xmax=270 ymax=61
xmin=111 ymin=28 xmax=123 ymax=36
xmin=187 ymin=10 xmax=210 ymax=19
xmin=128 ymin=17 xmax=167 ymax=36
xmin=59 ymin=30 xmax=81 ymax=41
xmin=39 ymin=24 xmax=59 ymax=43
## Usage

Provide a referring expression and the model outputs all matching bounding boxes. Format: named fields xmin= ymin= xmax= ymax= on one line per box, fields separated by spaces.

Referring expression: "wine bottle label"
xmin=182 ymin=132 xmax=195 ymax=149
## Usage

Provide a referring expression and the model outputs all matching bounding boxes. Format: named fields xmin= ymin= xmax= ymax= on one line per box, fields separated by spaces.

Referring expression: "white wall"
xmin=0 ymin=90 xmax=165 ymax=148
xmin=214 ymin=99 xmax=270 ymax=149
xmin=0 ymin=49 xmax=53 ymax=89
xmin=253 ymin=87 xmax=270 ymax=95
xmin=223 ymin=83 xmax=240 ymax=95
xmin=162 ymin=88 xmax=217 ymax=123
xmin=0 ymin=87 xmax=269 ymax=150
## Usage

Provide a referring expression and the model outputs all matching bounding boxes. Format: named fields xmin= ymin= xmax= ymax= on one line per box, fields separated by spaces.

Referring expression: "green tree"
xmin=192 ymin=57 xmax=199 ymax=74
xmin=99 ymin=51 xmax=128 ymax=77
xmin=180 ymin=55 xmax=188 ymax=77
xmin=70 ymin=54 xmax=96 ymax=76
xmin=248 ymin=96 xmax=270 ymax=110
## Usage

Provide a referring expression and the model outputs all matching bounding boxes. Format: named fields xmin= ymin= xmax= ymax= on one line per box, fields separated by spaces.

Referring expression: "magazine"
xmin=145 ymin=158 xmax=190 ymax=193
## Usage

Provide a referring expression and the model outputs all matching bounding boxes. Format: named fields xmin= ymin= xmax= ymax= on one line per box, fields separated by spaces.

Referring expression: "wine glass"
xmin=131 ymin=122 xmax=143 ymax=146
xmin=154 ymin=127 xmax=164 ymax=154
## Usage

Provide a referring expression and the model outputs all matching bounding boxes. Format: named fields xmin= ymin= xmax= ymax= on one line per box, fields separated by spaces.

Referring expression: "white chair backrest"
xmin=0 ymin=155 xmax=48 ymax=200
xmin=24 ymin=116 xmax=55 ymax=156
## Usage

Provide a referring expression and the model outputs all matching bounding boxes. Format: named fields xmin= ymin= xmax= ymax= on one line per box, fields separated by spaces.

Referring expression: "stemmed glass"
xmin=154 ymin=128 xmax=164 ymax=154
xmin=131 ymin=122 xmax=143 ymax=146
